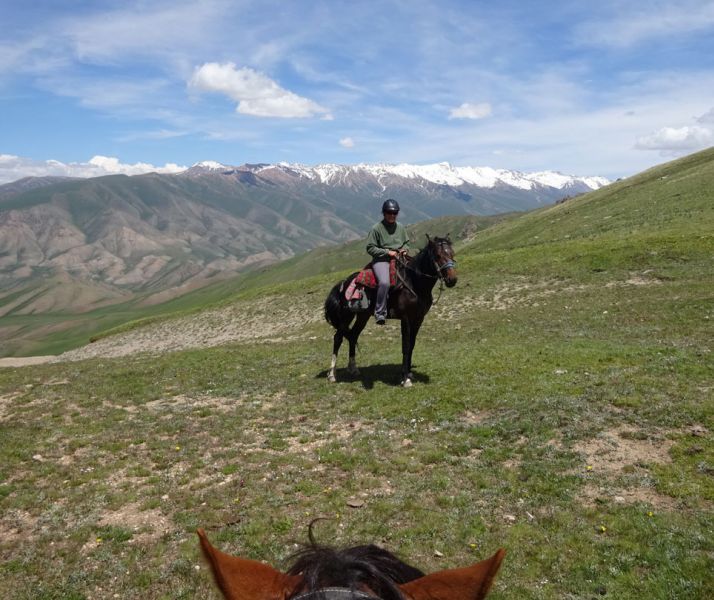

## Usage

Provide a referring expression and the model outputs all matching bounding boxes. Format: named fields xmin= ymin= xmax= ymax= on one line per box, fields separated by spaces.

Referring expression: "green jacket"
xmin=366 ymin=220 xmax=410 ymax=261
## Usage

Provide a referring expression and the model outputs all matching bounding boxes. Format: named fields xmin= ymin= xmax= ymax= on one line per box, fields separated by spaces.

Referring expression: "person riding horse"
xmin=366 ymin=199 xmax=410 ymax=325
xmin=326 ymin=219 xmax=457 ymax=387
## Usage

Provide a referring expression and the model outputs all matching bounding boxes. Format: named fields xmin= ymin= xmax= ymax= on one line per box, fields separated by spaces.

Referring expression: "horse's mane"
xmin=409 ymin=236 xmax=447 ymax=277
xmin=286 ymin=531 xmax=424 ymax=600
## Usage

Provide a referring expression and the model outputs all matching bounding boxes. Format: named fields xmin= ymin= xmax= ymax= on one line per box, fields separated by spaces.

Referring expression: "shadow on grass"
xmin=316 ymin=364 xmax=430 ymax=389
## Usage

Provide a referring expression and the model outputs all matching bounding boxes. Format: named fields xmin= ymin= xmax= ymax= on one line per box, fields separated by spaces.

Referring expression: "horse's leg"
xmin=347 ymin=312 xmax=369 ymax=376
xmin=400 ymin=318 xmax=413 ymax=387
xmin=401 ymin=315 xmax=425 ymax=387
xmin=328 ymin=329 xmax=344 ymax=382
xmin=407 ymin=315 xmax=424 ymax=376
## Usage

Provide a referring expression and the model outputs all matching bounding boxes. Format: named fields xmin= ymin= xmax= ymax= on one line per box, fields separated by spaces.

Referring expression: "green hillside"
xmin=0 ymin=149 xmax=712 ymax=599
xmin=0 ymin=214 xmax=508 ymax=357
xmin=467 ymin=147 xmax=714 ymax=251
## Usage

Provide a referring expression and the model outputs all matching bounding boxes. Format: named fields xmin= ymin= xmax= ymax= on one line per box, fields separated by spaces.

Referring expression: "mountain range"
xmin=0 ymin=161 xmax=609 ymax=317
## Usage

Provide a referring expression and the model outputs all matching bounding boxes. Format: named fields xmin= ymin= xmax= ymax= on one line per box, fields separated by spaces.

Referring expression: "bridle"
xmin=430 ymin=239 xmax=456 ymax=281
xmin=292 ymin=589 xmax=378 ymax=600
xmin=396 ymin=239 xmax=456 ymax=282
xmin=394 ymin=239 xmax=456 ymax=303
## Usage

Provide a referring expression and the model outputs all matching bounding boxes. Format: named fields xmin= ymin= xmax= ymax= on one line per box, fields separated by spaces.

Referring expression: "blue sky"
xmin=1 ymin=0 xmax=713 ymax=183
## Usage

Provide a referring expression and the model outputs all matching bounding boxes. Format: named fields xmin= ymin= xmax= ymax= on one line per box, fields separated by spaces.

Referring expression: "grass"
xmin=0 ymin=214 xmax=507 ymax=358
xmin=0 ymin=149 xmax=712 ymax=598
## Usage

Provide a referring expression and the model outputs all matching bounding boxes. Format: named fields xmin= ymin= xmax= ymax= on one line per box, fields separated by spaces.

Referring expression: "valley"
xmin=0 ymin=149 xmax=711 ymax=599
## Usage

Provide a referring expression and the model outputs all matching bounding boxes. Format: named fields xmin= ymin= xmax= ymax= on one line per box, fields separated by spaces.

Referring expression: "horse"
xmin=324 ymin=235 xmax=457 ymax=387
xmin=197 ymin=528 xmax=505 ymax=600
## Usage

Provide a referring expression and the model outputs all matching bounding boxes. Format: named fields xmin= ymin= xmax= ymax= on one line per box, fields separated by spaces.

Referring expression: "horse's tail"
xmin=324 ymin=280 xmax=346 ymax=331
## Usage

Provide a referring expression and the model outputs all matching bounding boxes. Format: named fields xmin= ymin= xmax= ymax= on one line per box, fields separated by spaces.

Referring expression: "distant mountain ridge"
xmin=0 ymin=161 xmax=608 ymax=317
xmin=183 ymin=160 xmax=609 ymax=191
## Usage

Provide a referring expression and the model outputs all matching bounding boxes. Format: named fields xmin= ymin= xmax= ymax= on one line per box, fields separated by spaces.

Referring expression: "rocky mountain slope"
xmin=0 ymin=162 xmax=608 ymax=316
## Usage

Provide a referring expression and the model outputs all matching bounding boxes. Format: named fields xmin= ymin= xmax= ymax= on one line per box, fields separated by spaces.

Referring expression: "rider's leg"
xmin=373 ymin=260 xmax=390 ymax=322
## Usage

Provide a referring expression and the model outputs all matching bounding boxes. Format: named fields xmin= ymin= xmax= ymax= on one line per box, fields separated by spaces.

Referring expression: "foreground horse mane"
xmin=287 ymin=542 xmax=424 ymax=600
xmin=198 ymin=527 xmax=505 ymax=600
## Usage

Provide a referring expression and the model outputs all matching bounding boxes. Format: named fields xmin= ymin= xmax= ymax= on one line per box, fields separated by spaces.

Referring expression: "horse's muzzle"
xmin=444 ymin=271 xmax=458 ymax=287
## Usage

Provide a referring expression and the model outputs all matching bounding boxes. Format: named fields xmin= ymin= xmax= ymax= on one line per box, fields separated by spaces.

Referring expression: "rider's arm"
xmin=366 ymin=226 xmax=389 ymax=259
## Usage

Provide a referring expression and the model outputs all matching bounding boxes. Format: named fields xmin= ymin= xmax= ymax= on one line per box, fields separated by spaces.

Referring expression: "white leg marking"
xmin=328 ymin=354 xmax=337 ymax=383
xmin=402 ymin=378 xmax=413 ymax=388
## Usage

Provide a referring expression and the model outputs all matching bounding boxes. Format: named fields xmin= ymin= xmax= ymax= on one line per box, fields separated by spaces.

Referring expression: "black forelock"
xmin=286 ymin=543 xmax=424 ymax=600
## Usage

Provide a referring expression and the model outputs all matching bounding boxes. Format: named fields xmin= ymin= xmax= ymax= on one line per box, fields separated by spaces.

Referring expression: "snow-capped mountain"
xmin=0 ymin=158 xmax=609 ymax=319
xmin=233 ymin=161 xmax=609 ymax=191
xmin=171 ymin=159 xmax=609 ymax=221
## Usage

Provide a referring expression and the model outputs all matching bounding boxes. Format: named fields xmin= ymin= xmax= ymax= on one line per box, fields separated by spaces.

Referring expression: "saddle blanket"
xmin=344 ymin=260 xmax=398 ymax=301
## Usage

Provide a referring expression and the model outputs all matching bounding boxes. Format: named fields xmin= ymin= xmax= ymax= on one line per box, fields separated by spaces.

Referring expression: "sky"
xmin=1 ymin=0 xmax=713 ymax=184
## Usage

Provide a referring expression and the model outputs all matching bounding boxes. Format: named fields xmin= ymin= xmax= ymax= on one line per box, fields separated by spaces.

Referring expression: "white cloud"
xmin=448 ymin=102 xmax=492 ymax=120
xmin=339 ymin=137 xmax=355 ymax=148
xmin=87 ymin=155 xmax=186 ymax=175
xmin=189 ymin=62 xmax=331 ymax=119
xmin=635 ymin=126 xmax=713 ymax=152
xmin=0 ymin=154 xmax=186 ymax=184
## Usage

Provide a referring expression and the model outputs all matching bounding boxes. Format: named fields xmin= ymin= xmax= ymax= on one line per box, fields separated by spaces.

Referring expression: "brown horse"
xmin=324 ymin=235 xmax=457 ymax=387
xmin=198 ymin=528 xmax=505 ymax=600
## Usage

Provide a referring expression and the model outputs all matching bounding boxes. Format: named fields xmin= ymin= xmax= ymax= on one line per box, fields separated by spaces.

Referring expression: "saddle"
xmin=343 ymin=259 xmax=403 ymax=310
xmin=353 ymin=259 xmax=398 ymax=288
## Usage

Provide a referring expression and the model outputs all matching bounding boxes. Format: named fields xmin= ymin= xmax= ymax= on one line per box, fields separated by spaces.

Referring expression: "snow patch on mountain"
xmin=180 ymin=160 xmax=609 ymax=191
xmin=263 ymin=162 xmax=610 ymax=190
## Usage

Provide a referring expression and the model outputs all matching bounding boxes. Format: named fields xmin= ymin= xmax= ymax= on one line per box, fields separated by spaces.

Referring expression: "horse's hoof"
xmin=348 ymin=367 xmax=361 ymax=377
xmin=327 ymin=373 xmax=336 ymax=383
xmin=401 ymin=378 xmax=413 ymax=388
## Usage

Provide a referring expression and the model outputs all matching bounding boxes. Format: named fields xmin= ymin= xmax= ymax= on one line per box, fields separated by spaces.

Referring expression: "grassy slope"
xmin=0 ymin=214 xmax=505 ymax=357
xmin=0 ymin=150 xmax=712 ymax=599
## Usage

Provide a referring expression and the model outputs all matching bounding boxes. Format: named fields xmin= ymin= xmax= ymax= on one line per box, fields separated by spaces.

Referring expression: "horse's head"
xmin=198 ymin=528 xmax=504 ymax=600
xmin=427 ymin=235 xmax=458 ymax=288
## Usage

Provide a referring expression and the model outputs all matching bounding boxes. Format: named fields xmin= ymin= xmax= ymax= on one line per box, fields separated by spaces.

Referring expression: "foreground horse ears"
xmin=198 ymin=529 xmax=303 ymax=600
xmin=399 ymin=549 xmax=506 ymax=600
xmin=198 ymin=529 xmax=505 ymax=600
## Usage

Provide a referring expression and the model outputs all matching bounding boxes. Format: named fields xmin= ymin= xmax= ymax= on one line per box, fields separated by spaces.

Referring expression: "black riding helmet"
xmin=382 ymin=199 xmax=400 ymax=213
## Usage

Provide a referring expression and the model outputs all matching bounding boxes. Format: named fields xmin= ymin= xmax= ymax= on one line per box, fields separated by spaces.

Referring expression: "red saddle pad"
xmin=353 ymin=259 xmax=398 ymax=288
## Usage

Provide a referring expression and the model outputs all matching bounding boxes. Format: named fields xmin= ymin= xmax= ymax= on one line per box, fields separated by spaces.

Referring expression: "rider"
xmin=366 ymin=199 xmax=410 ymax=325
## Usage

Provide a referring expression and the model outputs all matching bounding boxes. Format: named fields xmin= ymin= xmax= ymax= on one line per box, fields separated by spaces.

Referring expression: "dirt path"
xmin=0 ymin=356 xmax=56 ymax=368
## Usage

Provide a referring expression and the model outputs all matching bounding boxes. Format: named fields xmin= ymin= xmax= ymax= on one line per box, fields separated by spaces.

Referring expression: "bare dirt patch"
xmin=435 ymin=278 xmax=588 ymax=316
xmin=460 ymin=409 xmax=493 ymax=425
xmin=575 ymin=426 xmax=674 ymax=473
xmin=82 ymin=503 xmax=172 ymax=552
xmin=0 ymin=356 xmax=55 ymax=368
xmin=143 ymin=394 xmax=240 ymax=414
xmin=0 ymin=391 xmax=23 ymax=421
xmin=574 ymin=426 xmax=677 ymax=509
xmin=605 ymin=271 xmax=664 ymax=288
xmin=0 ymin=509 xmax=39 ymax=544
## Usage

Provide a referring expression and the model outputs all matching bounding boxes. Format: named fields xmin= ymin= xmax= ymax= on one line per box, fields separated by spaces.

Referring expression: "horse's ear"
xmin=197 ymin=529 xmax=303 ymax=600
xmin=425 ymin=233 xmax=432 ymax=242
xmin=399 ymin=549 xmax=505 ymax=600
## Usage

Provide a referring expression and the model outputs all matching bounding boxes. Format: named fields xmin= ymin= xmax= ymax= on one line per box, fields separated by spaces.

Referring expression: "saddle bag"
xmin=347 ymin=287 xmax=371 ymax=313
xmin=344 ymin=278 xmax=371 ymax=313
